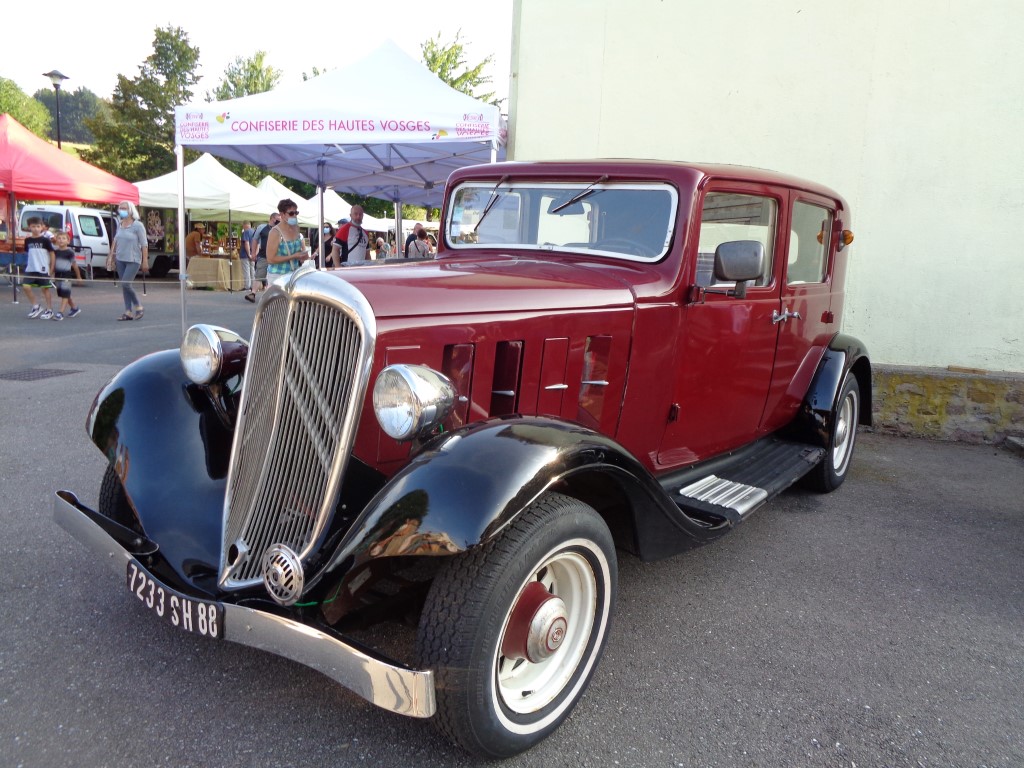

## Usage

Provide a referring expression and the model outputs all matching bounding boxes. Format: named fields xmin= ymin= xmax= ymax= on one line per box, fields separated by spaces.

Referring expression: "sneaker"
xmin=27 ymin=305 xmax=41 ymax=318
xmin=39 ymin=309 xmax=54 ymax=320
xmin=52 ymin=312 xmax=64 ymax=321
xmin=67 ymin=307 xmax=82 ymax=318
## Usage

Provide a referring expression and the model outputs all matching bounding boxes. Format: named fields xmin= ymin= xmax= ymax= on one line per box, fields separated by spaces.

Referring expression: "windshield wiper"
xmin=473 ymin=174 xmax=510 ymax=233
xmin=549 ymin=174 xmax=609 ymax=214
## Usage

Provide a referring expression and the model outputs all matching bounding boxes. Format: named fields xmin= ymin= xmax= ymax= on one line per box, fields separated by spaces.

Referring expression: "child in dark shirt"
xmin=49 ymin=231 xmax=82 ymax=320
xmin=22 ymin=217 xmax=55 ymax=319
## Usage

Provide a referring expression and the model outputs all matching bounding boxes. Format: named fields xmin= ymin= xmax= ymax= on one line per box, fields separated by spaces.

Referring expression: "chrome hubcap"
xmin=495 ymin=550 xmax=598 ymax=715
xmin=832 ymin=389 xmax=858 ymax=475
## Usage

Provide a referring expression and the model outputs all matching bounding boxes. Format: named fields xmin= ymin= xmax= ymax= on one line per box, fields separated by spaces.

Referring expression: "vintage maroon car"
xmin=56 ymin=160 xmax=869 ymax=757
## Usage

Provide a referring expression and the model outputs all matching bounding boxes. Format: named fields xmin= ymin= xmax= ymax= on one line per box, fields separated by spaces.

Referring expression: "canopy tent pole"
xmin=394 ymin=198 xmax=403 ymax=258
xmin=317 ymin=158 xmax=326 ymax=269
xmin=176 ymin=145 xmax=188 ymax=336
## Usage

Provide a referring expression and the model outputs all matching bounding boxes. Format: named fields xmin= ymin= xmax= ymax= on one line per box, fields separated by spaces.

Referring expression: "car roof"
xmin=448 ymin=159 xmax=844 ymax=203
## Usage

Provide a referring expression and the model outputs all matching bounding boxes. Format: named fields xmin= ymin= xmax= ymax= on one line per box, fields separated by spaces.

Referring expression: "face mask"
xmin=323 ymin=226 xmax=331 ymax=234
xmin=287 ymin=217 xmax=298 ymax=227
xmin=118 ymin=210 xmax=129 ymax=219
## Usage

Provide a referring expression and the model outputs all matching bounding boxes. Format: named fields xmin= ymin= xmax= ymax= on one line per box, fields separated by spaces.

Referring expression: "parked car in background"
xmin=55 ymin=160 xmax=870 ymax=758
xmin=17 ymin=204 xmax=115 ymax=274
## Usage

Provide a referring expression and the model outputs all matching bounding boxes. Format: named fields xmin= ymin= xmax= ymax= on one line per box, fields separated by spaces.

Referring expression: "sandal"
xmin=117 ymin=312 xmax=134 ymax=321
xmin=244 ymin=293 xmax=256 ymax=303
xmin=134 ymin=307 xmax=145 ymax=320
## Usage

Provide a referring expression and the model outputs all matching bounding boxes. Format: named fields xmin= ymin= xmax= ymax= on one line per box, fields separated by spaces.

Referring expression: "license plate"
xmin=126 ymin=559 xmax=223 ymax=639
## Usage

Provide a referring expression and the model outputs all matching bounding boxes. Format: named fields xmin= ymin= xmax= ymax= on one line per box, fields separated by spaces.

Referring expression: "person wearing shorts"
xmin=49 ymin=231 xmax=82 ymax=320
xmin=21 ymin=217 xmax=55 ymax=319
xmin=247 ymin=212 xmax=279 ymax=302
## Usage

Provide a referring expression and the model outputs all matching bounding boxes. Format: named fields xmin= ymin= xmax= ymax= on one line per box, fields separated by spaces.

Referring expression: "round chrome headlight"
xmin=373 ymin=364 xmax=456 ymax=441
xmin=180 ymin=324 xmax=248 ymax=385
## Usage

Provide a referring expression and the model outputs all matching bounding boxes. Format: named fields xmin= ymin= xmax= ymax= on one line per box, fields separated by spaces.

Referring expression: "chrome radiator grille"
xmin=220 ymin=271 xmax=376 ymax=589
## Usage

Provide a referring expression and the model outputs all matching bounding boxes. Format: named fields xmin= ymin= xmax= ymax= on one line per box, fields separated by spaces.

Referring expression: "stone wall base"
xmin=871 ymin=365 xmax=1024 ymax=445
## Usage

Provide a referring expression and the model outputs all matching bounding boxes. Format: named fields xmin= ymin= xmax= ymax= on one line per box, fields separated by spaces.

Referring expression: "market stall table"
xmin=187 ymin=256 xmax=244 ymax=291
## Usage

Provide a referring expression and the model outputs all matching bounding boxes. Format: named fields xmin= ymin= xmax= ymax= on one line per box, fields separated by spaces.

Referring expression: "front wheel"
xmin=804 ymin=373 xmax=860 ymax=492
xmin=417 ymin=492 xmax=617 ymax=758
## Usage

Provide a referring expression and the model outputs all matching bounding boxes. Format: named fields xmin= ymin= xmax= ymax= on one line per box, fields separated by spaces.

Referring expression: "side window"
xmin=696 ymin=193 xmax=777 ymax=287
xmin=788 ymin=202 xmax=832 ymax=284
xmin=20 ymin=211 xmax=63 ymax=233
xmin=78 ymin=215 xmax=102 ymax=237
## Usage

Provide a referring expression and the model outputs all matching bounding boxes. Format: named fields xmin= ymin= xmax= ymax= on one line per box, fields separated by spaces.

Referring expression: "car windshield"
xmin=447 ymin=181 xmax=677 ymax=261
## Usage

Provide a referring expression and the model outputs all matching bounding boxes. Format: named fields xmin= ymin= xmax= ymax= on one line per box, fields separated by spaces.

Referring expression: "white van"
xmin=17 ymin=204 xmax=116 ymax=273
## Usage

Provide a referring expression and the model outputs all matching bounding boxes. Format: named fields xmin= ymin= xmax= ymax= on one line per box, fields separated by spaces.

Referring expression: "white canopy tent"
xmin=257 ymin=177 xmax=393 ymax=232
xmin=135 ymin=152 xmax=275 ymax=219
xmin=174 ymin=41 xmax=501 ymax=207
xmin=171 ymin=40 xmax=502 ymax=330
xmin=255 ymin=176 xmax=315 ymax=225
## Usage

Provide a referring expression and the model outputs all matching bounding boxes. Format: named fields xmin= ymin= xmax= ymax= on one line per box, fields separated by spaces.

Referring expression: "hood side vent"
xmin=489 ymin=340 xmax=524 ymax=417
xmin=578 ymin=335 xmax=612 ymax=429
xmin=536 ymin=337 xmax=570 ymax=417
xmin=442 ymin=343 xmax=475 ymax=427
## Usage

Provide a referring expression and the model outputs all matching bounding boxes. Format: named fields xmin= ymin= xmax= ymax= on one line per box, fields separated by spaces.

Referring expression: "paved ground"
xmin=1 ymin=278 xmax=1022 ymax=767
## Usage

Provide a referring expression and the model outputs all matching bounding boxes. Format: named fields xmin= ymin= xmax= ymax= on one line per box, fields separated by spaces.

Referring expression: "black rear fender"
xmin=785 ymin=333 xmax=872 ymax=447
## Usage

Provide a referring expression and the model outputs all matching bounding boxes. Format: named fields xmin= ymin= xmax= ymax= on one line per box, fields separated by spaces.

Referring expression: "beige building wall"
xmin=508 ymin=0 xmax=1024 ymax=373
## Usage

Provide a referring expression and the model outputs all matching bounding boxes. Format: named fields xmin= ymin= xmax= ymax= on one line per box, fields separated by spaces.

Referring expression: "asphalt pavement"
xmin=1 ymin=276 xmax=1022 ymax=767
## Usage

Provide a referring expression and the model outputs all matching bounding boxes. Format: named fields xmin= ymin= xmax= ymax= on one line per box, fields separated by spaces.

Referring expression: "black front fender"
xmin=309 ymin=417 xmax=713 ymax=593
xmin=88 ymin=349 xmax=232 ymax=587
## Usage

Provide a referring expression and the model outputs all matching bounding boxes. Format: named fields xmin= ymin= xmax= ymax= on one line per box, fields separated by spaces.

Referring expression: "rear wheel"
xmin=805 ymin=373 xmax=860 ymax=492
xmin=417 ymin=492 xmax=616 ymax=758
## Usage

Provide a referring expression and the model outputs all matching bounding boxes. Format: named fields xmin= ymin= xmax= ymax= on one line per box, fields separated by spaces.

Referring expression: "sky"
xmin=6 ymin=0 xmax=513 ymax=107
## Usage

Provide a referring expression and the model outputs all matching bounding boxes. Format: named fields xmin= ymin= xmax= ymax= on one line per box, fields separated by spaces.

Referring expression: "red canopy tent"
xmin=0 ymin=113 xmax=138 ymax=253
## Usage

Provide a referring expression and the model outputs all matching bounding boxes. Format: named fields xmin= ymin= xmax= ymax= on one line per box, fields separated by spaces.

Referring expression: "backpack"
xmin=253 ymin=224 xmax=271 ymax=258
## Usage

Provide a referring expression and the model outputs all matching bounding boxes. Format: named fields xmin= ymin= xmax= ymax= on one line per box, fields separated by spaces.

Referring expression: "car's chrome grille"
xmin=220 ymin=270 xmax=376 ymax=590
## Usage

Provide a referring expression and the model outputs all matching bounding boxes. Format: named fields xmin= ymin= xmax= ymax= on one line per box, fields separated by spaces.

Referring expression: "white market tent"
xmin=255 ymin=176 xmax=317 ymax=227
xmin=170 ymin=40 xmax=501 ymax=330
xmin=173 ymin=40 xmax=501 ymax=208
xmin=256 ymin=176 xmax=392 ymax=232
xmin=135 ymin=152 xmax=275 ymax=219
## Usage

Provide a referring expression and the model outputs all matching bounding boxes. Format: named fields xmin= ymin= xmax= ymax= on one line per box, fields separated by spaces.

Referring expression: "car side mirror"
xmin=714 ymin=240 xmax=765 ymax=299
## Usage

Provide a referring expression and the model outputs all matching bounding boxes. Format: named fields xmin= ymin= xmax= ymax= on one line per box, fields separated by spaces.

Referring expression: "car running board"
xmin=668 ymin=439 xmax=825 ymax=526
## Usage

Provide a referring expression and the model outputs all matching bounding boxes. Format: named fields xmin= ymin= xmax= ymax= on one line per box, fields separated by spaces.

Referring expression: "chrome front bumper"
xmin=53 ymin=490 xmax=436 ymax=718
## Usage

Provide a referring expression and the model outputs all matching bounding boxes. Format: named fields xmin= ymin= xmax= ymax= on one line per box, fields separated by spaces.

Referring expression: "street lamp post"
xmin=42 ymin=70 xmax=69 ymax=149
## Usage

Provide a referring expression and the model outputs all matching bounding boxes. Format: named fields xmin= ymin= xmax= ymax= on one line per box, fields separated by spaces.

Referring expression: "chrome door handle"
xmin=772 ymin=308 xmax=803 ymax=324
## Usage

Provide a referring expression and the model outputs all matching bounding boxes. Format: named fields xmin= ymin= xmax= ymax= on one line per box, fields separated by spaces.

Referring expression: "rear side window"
xmin=788 ymin=202 xmax=831 ymax=284
xmin=20 ymin=211 xmax=63 ymax=233
xmin=696 ymin=193 xmax=777 ymax=287
xmin=78 ymin=215 xmax=103 ymax=237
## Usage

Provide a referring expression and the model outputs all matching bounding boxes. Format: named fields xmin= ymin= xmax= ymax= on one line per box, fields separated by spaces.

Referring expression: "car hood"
xmin=326 ymin=256 xmax=640 ymax=318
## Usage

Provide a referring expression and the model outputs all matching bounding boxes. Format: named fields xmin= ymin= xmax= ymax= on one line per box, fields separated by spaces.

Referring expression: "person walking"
xmin=109 ymin=201 xmax=148 ymax=321
xmin=330 ymin=205 xmax=369 ymax=266
xmin=49 ymin=230 xmax=82 ymax=320
xmin=21 ymin=216 xmax=55 ymax=319
xmin=265 ymin=199 xmax=311 ymax=285
xmin=246 ymin=212 xmax=279 ymax=302
xmin=239 ymin=221 xmax=256 ymax=294
xmin=408 ymin=226 xmax=432 ymax=258
xmin=403 ymin=223 xmax=423 ymax=258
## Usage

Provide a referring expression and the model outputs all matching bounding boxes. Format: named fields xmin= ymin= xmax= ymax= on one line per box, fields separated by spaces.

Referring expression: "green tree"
xmin=207 ymin=52 xmax=281 ymax=101
xmin=421 ymin=30 xmax=497 ymax=106
xmin=33 ymin=86 xmax=107 ymax=144
xmin=206 ymin=52 xmax=283 ymax=186
xmin=83 ymin=25 xmax=201 ymax=181
xmin=0 ymin=77 xmax=52 ymax=137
